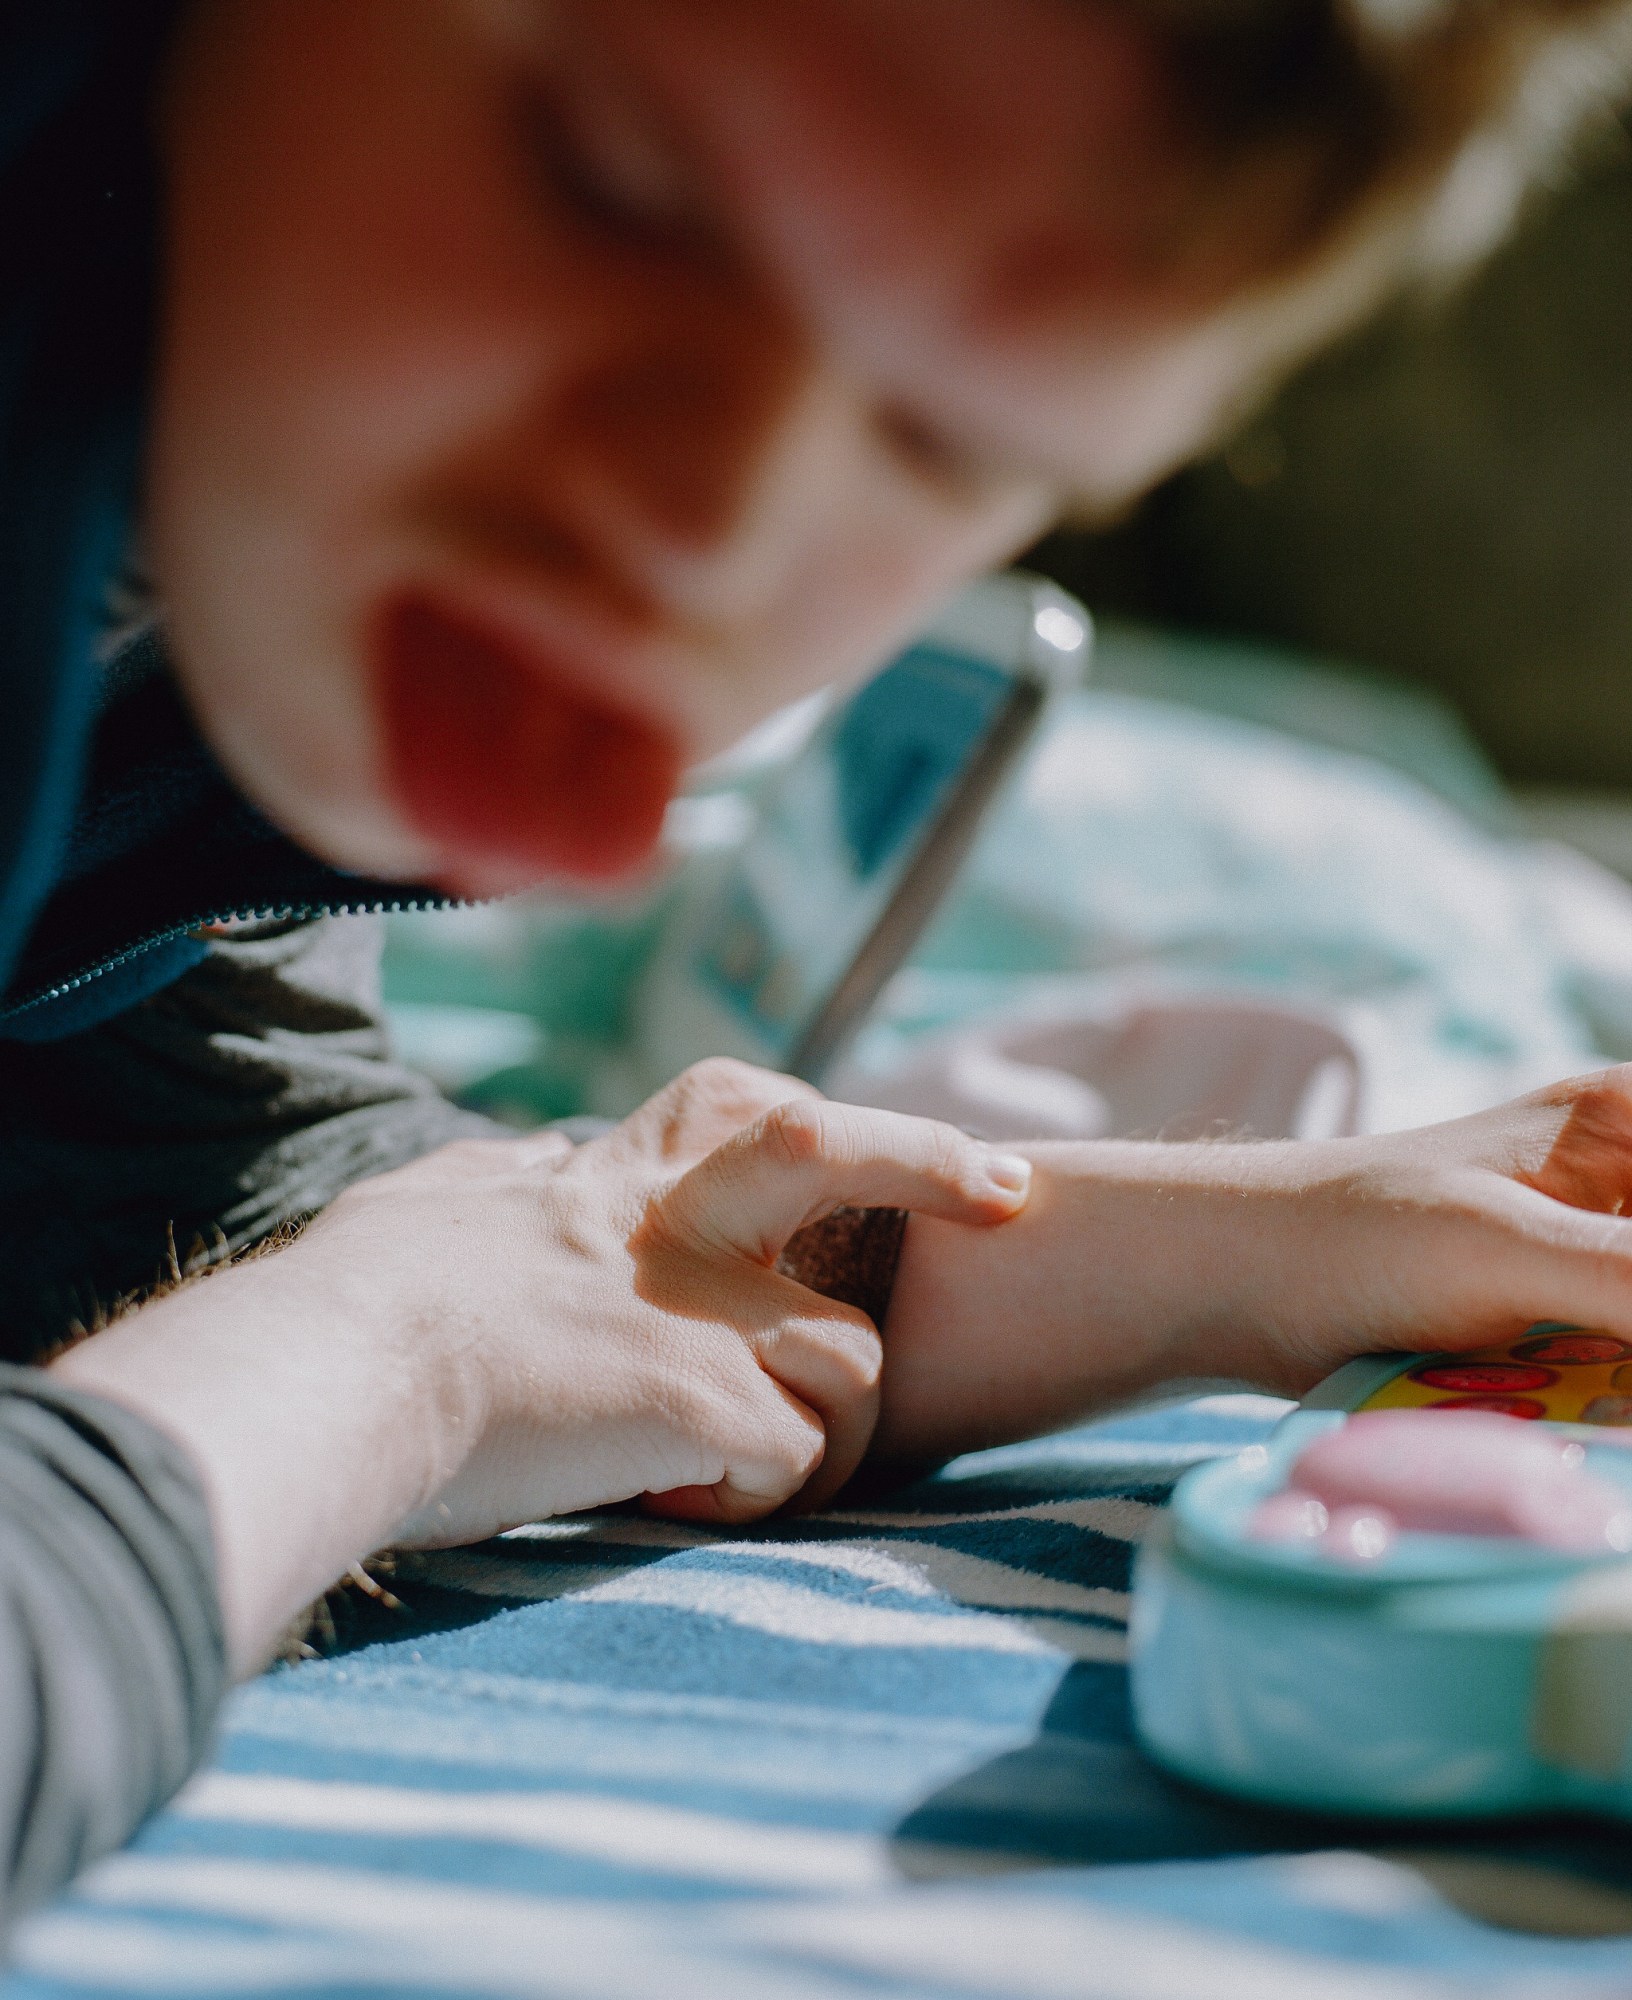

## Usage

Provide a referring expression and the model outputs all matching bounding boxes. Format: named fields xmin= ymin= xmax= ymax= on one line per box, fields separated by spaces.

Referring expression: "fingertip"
xmin=641 ymin=1483 xmax=735 ymax=1523
xmin=919 ymin=1134 xmax=1034 ymax=1221
xmin=644 ymin=1478 xmax=795 ymax=1525
xmin=961 ymin=1150 xmax=1032 ymax=1218
xmin=985 ymin=1152 xmax=1033 ymax=1201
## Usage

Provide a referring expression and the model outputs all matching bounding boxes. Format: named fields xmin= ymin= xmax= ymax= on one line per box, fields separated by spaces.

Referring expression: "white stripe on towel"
xmin=740 ymin=1884 xmax=1483 ymax=2000
xmin=409 ymin=1538 xmax=1129 ymax=1623
xmin=23 ymin=1857 xmax=1485 ymax=2000
xmin=22 ymin=1863 xmax=862 ymax=2000
xmin=403 ymin=1552 xmax=1125 ymax=1658
xmin=580 ymin=1565 xmax=1122 ymax=1658
xmin=757 ymin=1539 xmax=1129 ymax=1620
xmin=825 ymin=1497 xmax=1159 ymax=1542
xmin=503 ymin=1495 xmax=1158 ymax=1547
xmin=175 ymin=1773 xmax=894 ymax=1894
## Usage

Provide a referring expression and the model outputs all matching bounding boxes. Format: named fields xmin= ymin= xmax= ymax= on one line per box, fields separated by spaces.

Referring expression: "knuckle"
xmin=771 ymin=1409 xmax=826 ymax=1485
xmin=759 ymin=1098 xmax=828 ymax=1171
xmin=823 ymin=1313 xmax=884 ymax=1391
xmin=685 ymin=1056 xmax=770 ymax=1093
xmin=923 ymin=1119 xmax=984 ymax=1192
xmin=647 ymin=1059 xmax=811 ymax=1162
xmin=697 ymin=1373 xmax=824 ymax=1499
xmin=524 ymin=1129 xmax=575 ymax=1162
xmin=682 ymin=1057 xmax=791 ymax=1119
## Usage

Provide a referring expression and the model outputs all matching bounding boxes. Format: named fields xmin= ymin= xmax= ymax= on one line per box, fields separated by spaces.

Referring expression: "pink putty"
xmin=1250 ymin=1410 xmax=1632 ymax=1556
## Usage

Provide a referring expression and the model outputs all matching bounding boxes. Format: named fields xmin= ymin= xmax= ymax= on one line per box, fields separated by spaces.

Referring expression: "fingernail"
xmin=985 ymin=1153 xmax=1033 ymax=1199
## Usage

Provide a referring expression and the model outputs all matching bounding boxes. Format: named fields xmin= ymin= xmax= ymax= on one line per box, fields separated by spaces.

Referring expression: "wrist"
xmin=52 ymin=1235 xmax=472 ymax=1672
xmin=230 ymin=1227 xmax=490 ymax=1525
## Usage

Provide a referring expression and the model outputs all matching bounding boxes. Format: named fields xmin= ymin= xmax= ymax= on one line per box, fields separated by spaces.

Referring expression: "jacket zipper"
xmin=0 ymin=895 xmax=455 ymax=1021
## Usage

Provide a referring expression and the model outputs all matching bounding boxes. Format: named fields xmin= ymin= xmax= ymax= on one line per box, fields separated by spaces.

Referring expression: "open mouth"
xmin=370 ymin=590 xmax=682 ymax=894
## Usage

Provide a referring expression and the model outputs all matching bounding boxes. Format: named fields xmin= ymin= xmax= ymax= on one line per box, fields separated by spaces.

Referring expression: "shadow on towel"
xmin=891 ymin=1661 xmax=1632 ymax=1936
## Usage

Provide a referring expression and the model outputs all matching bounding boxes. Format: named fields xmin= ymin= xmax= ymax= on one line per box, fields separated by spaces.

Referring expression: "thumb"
xmin=655 ymin=1098 xmax=1031 ymax=1266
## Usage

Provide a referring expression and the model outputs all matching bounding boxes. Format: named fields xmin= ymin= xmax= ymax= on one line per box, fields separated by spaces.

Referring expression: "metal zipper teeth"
xmin=0 ymin=896 xmax=456 ymax=1018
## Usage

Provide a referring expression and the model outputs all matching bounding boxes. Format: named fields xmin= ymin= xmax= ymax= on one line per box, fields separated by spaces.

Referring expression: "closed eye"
xmin=515 ymin=71 xmax=725 ymax=262
xmin=872 ymin=401 xmax=1013 ymax=504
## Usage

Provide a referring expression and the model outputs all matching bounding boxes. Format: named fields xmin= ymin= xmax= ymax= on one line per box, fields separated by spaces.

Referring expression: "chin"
xmin=188 ymin=677 xmax=444 ymax=885
xmin=160 ymin=574 xmax=447 ymax=884
xmin=242 ymin=747 xmax=446 ymax=885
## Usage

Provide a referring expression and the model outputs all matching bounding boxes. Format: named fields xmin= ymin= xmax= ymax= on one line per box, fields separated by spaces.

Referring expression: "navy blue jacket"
xmin=0 ymin=4 xmax=436 ymax=1045
xmin=0 ymin=6 xmax=453 ymax=1931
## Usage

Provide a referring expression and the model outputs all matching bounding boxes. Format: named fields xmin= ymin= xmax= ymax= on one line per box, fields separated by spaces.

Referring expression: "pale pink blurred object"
xmin=1248 ymin=1486 xmax=1397 ymax=1559
xmin=1320 ymin=1505 xmax=1399 ymax=1562
xmin=1285 ymin=1409 xmax=1632 ymax=1554
xmin=1251 ymin=1489 xmax=1330 ymax=1542
xmin=832 ymin=997 xmax=1362 ymax=1143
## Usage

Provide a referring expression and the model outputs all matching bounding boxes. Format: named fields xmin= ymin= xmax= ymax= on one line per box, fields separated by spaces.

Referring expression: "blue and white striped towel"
xmin=10 ymin=1396 xmax=1632 ymax=2000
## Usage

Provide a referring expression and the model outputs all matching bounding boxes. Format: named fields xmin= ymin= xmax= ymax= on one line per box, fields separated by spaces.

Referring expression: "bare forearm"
xmin=51 ymin=1249 xmax=446 ymax=1678
xmin=874 ymin=1138 xmax=1347 ymax=1464
xmin=874 ymin=1071 xmax=1632 ymax=1469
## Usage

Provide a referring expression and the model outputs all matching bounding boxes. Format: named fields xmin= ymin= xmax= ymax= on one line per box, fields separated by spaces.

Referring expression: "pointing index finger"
xmin=656 ymin=1098 xmax=1032 ymax=1266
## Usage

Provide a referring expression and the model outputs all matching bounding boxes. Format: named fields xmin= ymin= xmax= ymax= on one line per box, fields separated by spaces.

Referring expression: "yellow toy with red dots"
xmin=1350 ymin=1323 xmax=1632 ymax=1428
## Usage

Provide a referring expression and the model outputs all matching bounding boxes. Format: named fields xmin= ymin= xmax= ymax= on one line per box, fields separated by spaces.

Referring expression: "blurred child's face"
xmin=151 ymin=0 xmax=1367 ymax=893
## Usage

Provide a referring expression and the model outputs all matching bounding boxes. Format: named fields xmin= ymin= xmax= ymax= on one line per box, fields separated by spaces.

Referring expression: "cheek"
xmin=157 ymin=0 xmax=649 ymax=580
xmin=784 ymin=485 xmax=1056 ymax=671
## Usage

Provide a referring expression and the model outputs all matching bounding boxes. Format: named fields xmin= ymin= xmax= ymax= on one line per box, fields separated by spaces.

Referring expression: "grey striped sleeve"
xmin=0 ymin=1367 xmax=225 ymax=1929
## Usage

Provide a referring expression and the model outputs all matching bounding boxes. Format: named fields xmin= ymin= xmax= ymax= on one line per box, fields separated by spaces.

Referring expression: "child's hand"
xmin=873 ymin=1064 xmax=1632 ymax=1466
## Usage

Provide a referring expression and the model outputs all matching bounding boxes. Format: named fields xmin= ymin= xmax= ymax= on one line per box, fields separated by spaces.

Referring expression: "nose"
xmin=543 ymin=288 xmax=868 ymax=624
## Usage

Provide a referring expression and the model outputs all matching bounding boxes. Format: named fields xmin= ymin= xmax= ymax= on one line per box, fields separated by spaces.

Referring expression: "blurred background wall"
xmin=1029 ymin=114 xmax=1632 ymax=799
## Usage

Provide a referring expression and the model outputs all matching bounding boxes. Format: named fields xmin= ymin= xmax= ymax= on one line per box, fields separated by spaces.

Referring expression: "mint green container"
xmin=1130 ymin=1400 xmax=1632 ymax=1819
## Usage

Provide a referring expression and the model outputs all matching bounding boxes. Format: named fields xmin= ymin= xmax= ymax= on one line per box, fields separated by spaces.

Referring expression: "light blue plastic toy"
xmin=1130 ymin=1328 xmax=1632 ymax=1820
